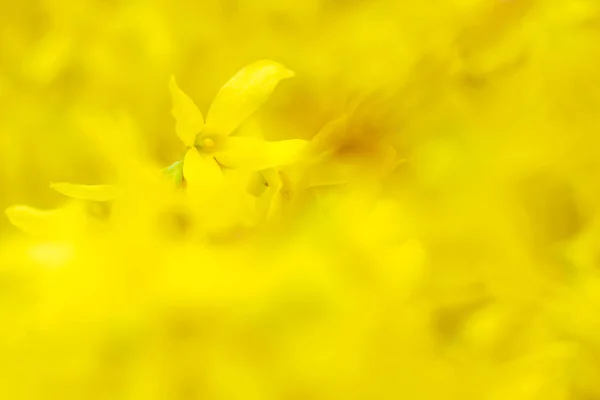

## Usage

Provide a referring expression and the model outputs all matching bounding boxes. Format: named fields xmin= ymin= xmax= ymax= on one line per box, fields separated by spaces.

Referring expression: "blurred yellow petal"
xmin=260 ymin=169 xmax=284 ymax=193
xmin=50 ymin=183 xmax=118 ymax=201
xmin=5 ymin=205 xmax=54 ymax=236
xmin=256 ymin=169 xmax=294 ymax=221
xmin=183 ymin=148 xmax=223 ymax=196
xmin=215 ymin=136 xmax=308 ymax=171
xmin=169 ymin=76 xmax=204 ymax=147
xmin=246 ymin=171 xmax=269 ymax=197
xmin=305 ymin=161 xmax=352 ymax=188
xmin=5 ymin=205 xmax=86 ymax=237
xmin=205 ymin=60 xmax=294 ymax=136
xmin=308 ymin=115 xmax=349 ymax=157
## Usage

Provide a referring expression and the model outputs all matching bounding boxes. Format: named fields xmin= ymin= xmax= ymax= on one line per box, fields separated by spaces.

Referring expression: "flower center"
xmin=202 ymin=137 xmax=215 ymax=148
xmin=194 ymin=132 xmax=221 ymax=153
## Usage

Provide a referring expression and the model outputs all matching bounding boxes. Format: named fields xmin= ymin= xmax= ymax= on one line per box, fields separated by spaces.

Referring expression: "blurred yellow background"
xmin=3 ymin=0 xmax=600 ymax=399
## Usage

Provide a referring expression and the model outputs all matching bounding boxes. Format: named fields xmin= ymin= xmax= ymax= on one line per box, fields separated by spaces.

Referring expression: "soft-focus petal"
xmin=182 ymin=148 xmax=223 ymax=197
xmin=5 ymin=205 xmax=55 ymax=236
xmin=51 ymin=183 xmax=118 ymax=201
xmin=169 ymin=76 xmax=204 ymax=147
xmin=305 ymin=161 xmax=352 ymax=188
xmin=5 ymin=204 xmax=85 ymax=237
xmin=308 ymin=115 xmax=349 ymax=157
xmin=246 ymin=171 xmax=269 ymax=197
xmin=260 ymin=169 xmax=284 ymax=193
xmin=215 ymin=136 xmax=308 ymax=171
xmin=205 ymin=60 xmax=294 ymax=137
xmin=255 ymin=169 xmax=294 ymax=221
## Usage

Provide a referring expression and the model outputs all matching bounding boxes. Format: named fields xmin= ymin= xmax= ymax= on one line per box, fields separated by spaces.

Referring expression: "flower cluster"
xmin=3 ymin=0 xmax=600 ymax=399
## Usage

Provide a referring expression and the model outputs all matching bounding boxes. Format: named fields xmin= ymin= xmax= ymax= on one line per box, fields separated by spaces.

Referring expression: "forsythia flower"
xmin=169 ymin=60 xmax=308 ymax=198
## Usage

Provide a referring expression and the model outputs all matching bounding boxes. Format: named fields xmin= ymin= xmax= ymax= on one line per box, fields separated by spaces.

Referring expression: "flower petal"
xmin=234 ymin=119 xmax=266 ymax=139
xmin=5 ymin=205 xmax=53 ymax=236
xmin=169 ymin=76 xmax=204 ymax=147
xmin=51 ymin=183 xmax=118 ymax=201
xmin=305 ymin=162 xmax=352 ymax=188
xmin=183 ymin=148 xmax=223 ymax=197
xmin=256 ymin=170 xmax=293 ymax=221
xmin=205 ymin=60 xmax=294 ymax=137
xmin=5 ymin=204 xmax=85 ymax=237
xmin=308 ymin=115 xmax=349 ymax=157
xmin=215 ymin=137 xmax=308 ymax=171
xmin=246 ymin=171 xmax=269 ymax=197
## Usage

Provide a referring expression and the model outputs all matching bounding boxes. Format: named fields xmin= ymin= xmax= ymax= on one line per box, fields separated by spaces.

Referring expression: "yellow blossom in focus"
xmin=169 ymin=60 xmax=308 ymax=197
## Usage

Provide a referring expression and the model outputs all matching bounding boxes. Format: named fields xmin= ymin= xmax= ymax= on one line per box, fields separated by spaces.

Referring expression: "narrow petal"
xmin=5 ymin=205 xmax=83 ymax=236
xmin=6 ymin=205 xmax=51 ymax=235
xmin=169 ymin=76 xmax=204 ymax=147
xmin=256 ymin=170 xmax=293 ymax=221
xmin=183 ymin=148 xmax=223 ymax=197
xmin=51 ymin=183 xmax=118 ymax=201
xmin=205 ymin=60 xmax=294 ymax=137
xmin=215 ymin=137 xmax=308 ymax=171
xmin=308 ymin=115 xmax=349 ymax=157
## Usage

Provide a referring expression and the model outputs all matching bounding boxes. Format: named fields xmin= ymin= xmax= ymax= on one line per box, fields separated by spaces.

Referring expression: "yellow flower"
xmin=169 ymin=60 xmax=309 ymax=198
